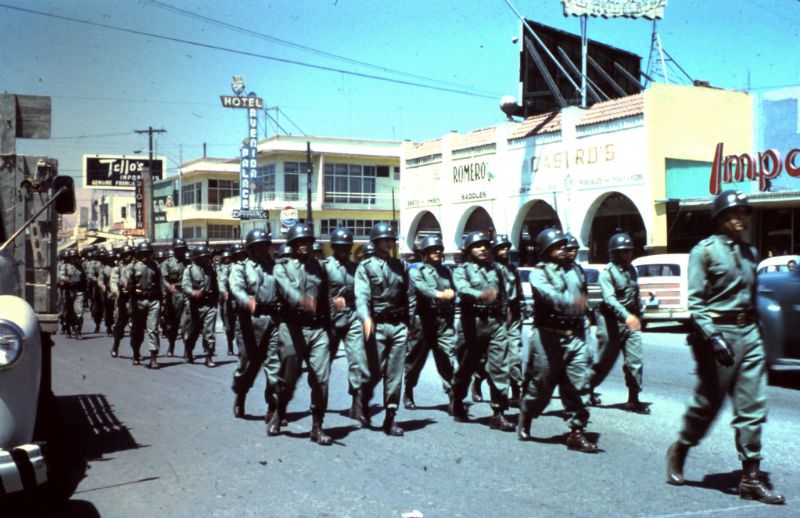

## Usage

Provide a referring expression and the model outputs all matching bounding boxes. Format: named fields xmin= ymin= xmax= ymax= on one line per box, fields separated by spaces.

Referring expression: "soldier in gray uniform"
xmin=182 ymin=242 xmax=219 ymax=367
xmin=161 ymin=238 xmax=190 ymax=357
xmin=588 ymin=232 xmax=649 ymax=413
xmin=59 ymin=248 xmax=86 ymax=339
xmin=404 ymin=235 xmax=457 ymax=410
xmin=492 ymin=234 xmax=525 ymax=406
xmin=96 ymin=248 xmax=114 ymax=336
xmin=666 ymin=191 xmax=784 ymax=505
xmin=451 ymin=231 xmax=514 ymax=431
xmin=518 ymin=228 xmax=599 ymax=452
xmin=321 ymin=227 xmax=369 ymax=424
xmin=229 ymin=242 xmax=248 ymax=356
xmin=354 ymin=222 xmax=415 ymax=436
xmin=110 ymin=245 xmax=134 ymax=357
xmin=229 ymin=228 xmax=283 ymax=421
xmin=57 ymin=250 xmax=68 ymax=335
xmin=217 ymin=249 xmax=237 ymax=356
xmin=274 ymin=223 xmax=333 ymax=445
xmin=127 ymin=241 xmax=163 ymax=368
xmin=85 ymin=247 xmax=105 ymax=333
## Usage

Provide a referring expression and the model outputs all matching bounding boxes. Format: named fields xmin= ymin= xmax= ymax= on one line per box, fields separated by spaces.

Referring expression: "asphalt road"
xmin=48 ymin=322 xmax=799 ymax=518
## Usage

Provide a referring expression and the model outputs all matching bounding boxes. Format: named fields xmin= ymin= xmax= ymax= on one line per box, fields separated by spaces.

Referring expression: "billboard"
xmin=82 ymin=155 xmax=165 ymax=190
xmin=562 ymin=0 xmax=666 ymax=19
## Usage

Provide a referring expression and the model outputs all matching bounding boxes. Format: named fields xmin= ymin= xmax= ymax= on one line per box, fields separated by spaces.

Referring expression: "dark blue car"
xmin=757 ymin=270 xmax=800 ymax=372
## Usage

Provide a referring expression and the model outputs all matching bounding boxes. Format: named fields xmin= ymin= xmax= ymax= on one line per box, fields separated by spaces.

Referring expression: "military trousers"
xmin=89 ymin=285 xmax=104 ymax=328
xmin=678 ymin=323 xmax=767 ymax=461
xmin=233 ymin=313 xmax=281 ymax=400
xmin=329 ymin=312 xmax=368 ymax=393
xmin=279 ymin=323 xmax=331 ymax=414
xmin=405 ymin=314 xmax=456 ymax=394
xmin=506 ymin=316 xmax=523 ymax=388
xmin=221 ymin=297 xmax=237 ymax=350
xmin=364 ymin=321 xmax=407 ymax=410
xmin=590 ymin=310 xmax=644 ymax=392
xmin=162 ymin=290 xmax=187 ymax=346
xmin=521 ymin=328 xmax=591 ymax=430
xmin=185 ymin=303 xmax=217 ymax=357
xmin=131 ymin=298 xmax=161 ymax=353
xmin=65 ymin=290 xmax=85 ymax=333
xmin=113 ymin=294 xmax=131 ymax=344
xmin=452 ymin=314 xmax=509 ymax=409
xmin=102 ymin=290 xmax=114 ymax=333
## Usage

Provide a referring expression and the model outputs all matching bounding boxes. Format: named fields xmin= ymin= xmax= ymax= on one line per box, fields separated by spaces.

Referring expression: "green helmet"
xmin=369 ymin=222 xmax=396 ymax=242
xmin=287 ymin=223 xmax=315 ymax=245
xmin=535 ymin=228 xmax=566 ymax=255
xmin=608 ymin=232 xmax=634 ymax=252
xmin=418 ymin=235 xmax=444 ymax=253
xmin=711 ymin=189 xmax=752 ymax=220
xmin=461 ymin=231 xmax=491 ymax=251
xmin=491 ymin=233 xmax=512 ymax=250
xmin=245 ymin=228 xmax=272 ymax=249
xmin=330 ymin=227 xmax=354 ymax=246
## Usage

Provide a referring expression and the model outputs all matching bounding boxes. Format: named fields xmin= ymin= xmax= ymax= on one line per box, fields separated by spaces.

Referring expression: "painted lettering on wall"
xmin=453 ymin=161 xmax=491 ymax=183
xmin=709 ymin=142 xmax=800 ymax=194
xmin=530 ymin=144 xmax=615 ymax=173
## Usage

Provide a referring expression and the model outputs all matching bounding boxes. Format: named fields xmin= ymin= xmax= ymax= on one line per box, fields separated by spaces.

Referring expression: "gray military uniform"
xmin=182 ymin=262 xmax=219 ymax=358
xmin=127 ymin=259 xmax=162 ymax=355
xmin=161 ymin=255 xmax=190 ymax=349
xmin=60 ymin=262 xmax=86 ymax=334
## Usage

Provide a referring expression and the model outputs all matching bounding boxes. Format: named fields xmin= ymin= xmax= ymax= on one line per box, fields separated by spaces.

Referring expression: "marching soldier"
xmin=450 ymin=231 xmax=514 ymax=431
xmin=229 ymin=228 xmax=283 ymax=421
xmin=110 ymin=245 xmax=135 ymax=357
xmin=666 ymin=191 xmax=784 ymax=504
xmin=321 ymin=227 xmax=369 ymax=424
xmin=161 ymin=238 xmax=191 ymax=357
xmin=588 ymin=232 xmax=649 ymax=413
xmin=85 ymin=247 xmax=105 ymax=333
xmin=217 ymin=249 xmax=237 ymax=356
xmin=273 ymin=223 xmax=333 ymax=445
xmin=492 ymin=234 xmax=525 ymax=406
xmin=96 ymin=248 xmax=114 ymax=336
xmin=229 ymin=242 xmax=248 ymax=356
xmin=403 ymin=234 xmax=457 ymax=410
xmin=182 ymin=242 xmax=219 ymax=367
xmin=59 ymin=248 xmax=86 ymax=339
xmin=127 ymin=241 xmax=162 ymax=368
xmin=354 ymin=222 xmax=415 ymax=436
xmin=517 ymin=228 xmax=599 ymax=452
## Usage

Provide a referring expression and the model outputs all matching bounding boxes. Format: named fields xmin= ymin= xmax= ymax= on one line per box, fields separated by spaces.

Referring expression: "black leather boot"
xmin=739 ymin=460 xmax=785 ymax=505
xmin=566 ymin=429 xmax=599 ymax=453
xmin=587 ymin=388 xmax=602 ymax=406
xmin=360 ymin=390 xmax=372 ymax=428
xmin=167 ymin=342 xmax=175 ymax=357
xmin=110 ymin=342 xmax=119 ymax=358
xmin=205 ymin=355 xmax=216 ymax=368
xmin=148 ymin=352 xmax=159 ymax=369
xmin=267 ymin=401 xmax=283 ymax=436
xmin=184 ymin=348 xmax=194 ymax=364
xmin=382 ymin=408 xmax=404 ymax=437
xmin=666 ymin=441 xmax=689 ymax=485
xmin=233 ymin=393 xmax=245 ymax=419
xmin=471 ymin=378 xmax=484 ymax=403
xmin=403 ymin=387 xmax=416 ymax=410
xmin=489 ymin=408 xmax=515 ymax=432
xmin=517 ymin=411 xmax=532 ymax=441
xmin=310 ymin=414 xmax=333 ymax=445
xmin=509 ymin=383 xmax=521 ymax=408
xmin=450 ymin=397 xmax=469 ymax=422
xmin=349 ymin=393 xmax=367 ymax=428
xmin=625 ymin=390 xmax=651 ymax=414
xmin=132 ymin=351 xmax=141 ymax=366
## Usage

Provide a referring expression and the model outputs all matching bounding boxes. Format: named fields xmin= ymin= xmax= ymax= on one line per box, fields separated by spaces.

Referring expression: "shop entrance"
xmin=588 ymin=192 xmax=646 ymax=262
xmin=462 ymin=206 xmax=495 ymax=235
xmin=409 ymin=210 xmax=443 ymax=249
xmin=516 ymin=201 xmax=560 ymax=265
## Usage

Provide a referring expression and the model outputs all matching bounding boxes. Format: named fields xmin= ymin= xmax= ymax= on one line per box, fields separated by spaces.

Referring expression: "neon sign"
xmin=709 ymin=142 xmax=800 ymax=194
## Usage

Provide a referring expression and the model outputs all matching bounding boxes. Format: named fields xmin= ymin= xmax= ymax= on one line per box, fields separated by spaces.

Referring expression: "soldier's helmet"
xmin=608 ymin=232 xmax=634 ymax=252
xmin=96 ymin=247 xmax=108 ymax=259
xmin=361 ymin=242 xmax=375 ymax=258
xmin=491 ymin=233 xmax=512 ymax=250
xmin=166 ymin=249 xmax=175 ymax=258
xmin=419 ymin=234 xmax=444 ymax=253
xmin=278 ymin=244 xmax=292 ymax=258
xmin=564 ymin=232 xmax=580 ymax=250
xmin=231 ymin=242 xmax=246 ymax=259
xmin=136 ymin=241 xmax=154 ymax=256
xmin=369 ymin=222 xmax=396 ymax=243
xmin=711 ymin=189 xmax=752 ymax=220
xmin=58 ymin=249 xmax=67 ymax=260
xmin=287 ymin=223 xmax=315 ymax=245
xmin=535 ymin=227 xmax=567 ymax=255
xmin=330 ymin=227 xmax=354 ymax=246
xmin=312 ymin=241 xmax=322 ymax=253
xmin=461 ymin=230 xmax=492 ymax=251
xmin=245 ymin=228 xmax=271 ymax=249
xmin=66 ymin=248 xmax=79 ymax=259
xmin=173 ymin=238 xmax=188 ymax=250
xmin=120 ymin=244 xmax=134 ymax=256
xmin=192 ymin=243 xmax=212 ymax=260
xmin=221 ymin=250 xmax=232 ymax=259
xmin=156 ymin=250 xmax=166 ymax=261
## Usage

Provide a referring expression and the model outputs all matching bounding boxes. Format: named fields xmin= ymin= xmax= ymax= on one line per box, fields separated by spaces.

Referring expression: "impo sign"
xmin=709 ymin=142 xmax=800 ymax=194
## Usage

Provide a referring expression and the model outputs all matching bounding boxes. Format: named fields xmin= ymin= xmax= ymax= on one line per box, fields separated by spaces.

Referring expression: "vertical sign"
xmin=135 ymin=176 xmax=144 ymax=229
xmin=239 ymin=101 xmax=259 ymax=220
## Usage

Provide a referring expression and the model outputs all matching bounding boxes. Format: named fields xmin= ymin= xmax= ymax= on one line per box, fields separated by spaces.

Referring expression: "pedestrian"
xmin=354 ymin=222 xmax=415 ymax=436
xmin=492 ymin=233 xmax=525 ymax=406
xmin=59 ymin=248 xmax=86 ymax=339
xmin=666 ymin=190 xmax=784 ymax=505
xmin=161 ymin=238 xmax=191 ymax=357
xmin=182 ymin=242 xmax=219 ymax=367
xmin=110 ymin=245 xmax=135 ymax=357
xmin=57 ymin=250 xmax=68 ymax=335
xmin=404 ymin=234 xmax=457 ymax=411
xmin=217 ymin=249 xmax=237 ymax=356
xmin=127 ymin=241 xmax=163 ymax=368
xmin=518 ymin=228 xmax=599 ymax=452
xmin=450 ymin=230 xmax=514 ymax=431
xmin=587 ymin=232 xmax=649 ymax=413
xmin=273 ymin=223 xmax=333 ymax=445
xmin=229 ymin=228 xmax=283 ymax=422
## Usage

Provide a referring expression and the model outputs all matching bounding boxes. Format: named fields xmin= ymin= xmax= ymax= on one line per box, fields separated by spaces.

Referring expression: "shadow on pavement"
xmin=767 ymin=369 xmax=800 ymax=389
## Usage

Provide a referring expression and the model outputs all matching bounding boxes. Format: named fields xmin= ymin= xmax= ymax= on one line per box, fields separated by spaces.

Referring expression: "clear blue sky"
xmin=2 ymin=0 xmax=799 ymax=183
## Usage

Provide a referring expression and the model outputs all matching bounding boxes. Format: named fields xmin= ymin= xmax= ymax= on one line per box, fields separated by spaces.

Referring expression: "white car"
xmin=757 ymin=255 xmax=799 ymax=274
xmin=633 ymin=253 xmax=691 ymax=327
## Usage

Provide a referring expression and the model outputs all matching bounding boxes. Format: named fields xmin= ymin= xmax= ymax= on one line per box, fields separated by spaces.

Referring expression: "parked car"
xmin=633 ymin=254 xmax=691 ymax=327
xmin=518 ymin=263 xmax=603 ymax=323
xmin=757 ymin=255 xmax=799 ymax=274
xmin=756 ymin=270 xmax=800 ymax=372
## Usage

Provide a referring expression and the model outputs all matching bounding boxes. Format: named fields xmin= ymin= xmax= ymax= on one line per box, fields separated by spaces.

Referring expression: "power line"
xmin=50 ymin=131 xmax=135 ymax=140
xmin=275 ymin=108 xmax=307 ymax=136
xmin=0 ymin=3 xmax=498 ymax=100
xmin=145 ymin=0 xmax=500 ymax=97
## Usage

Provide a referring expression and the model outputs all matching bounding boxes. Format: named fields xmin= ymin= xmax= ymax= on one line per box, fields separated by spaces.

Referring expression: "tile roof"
xmin=406 ymin=138 xmax=443 ymax=159
xmin=576 ymin=93 xmax=644 ymax=127
xmin=508 ymin=111 xmax=562 ymax=140
xmin=452 ymin=127 xmax=497 ymax=151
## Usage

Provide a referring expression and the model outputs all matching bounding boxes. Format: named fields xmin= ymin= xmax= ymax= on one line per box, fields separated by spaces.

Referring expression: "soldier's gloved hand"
xmin=709 ymin=333 xmax=734 ymax=367
xmin=333 ymin=296 xmax=347 ymax=311
xmin=479 ymin=288 xmax=497 ymax=303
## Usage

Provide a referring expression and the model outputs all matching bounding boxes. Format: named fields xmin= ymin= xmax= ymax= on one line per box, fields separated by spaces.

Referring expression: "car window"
xmin=636 ymin=264 xmax=681 ymax=277
xmin=519 ymin=269 xmax=530 ymax=283
xmin=584 ymin=269 xmax=599 ymax=283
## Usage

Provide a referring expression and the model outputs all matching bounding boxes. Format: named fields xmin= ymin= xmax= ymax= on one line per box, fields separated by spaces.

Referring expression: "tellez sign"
xmin=709 ymin=142 xmax=800 ymax=194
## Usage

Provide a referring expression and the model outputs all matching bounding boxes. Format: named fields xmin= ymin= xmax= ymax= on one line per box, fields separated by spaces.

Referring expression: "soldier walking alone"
xmin=666 ymin=190 xmax=784 ymax=505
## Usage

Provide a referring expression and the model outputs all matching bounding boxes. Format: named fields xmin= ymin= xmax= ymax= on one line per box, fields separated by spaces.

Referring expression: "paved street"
xmin=49 ymin=323 xmax=798 ymax=518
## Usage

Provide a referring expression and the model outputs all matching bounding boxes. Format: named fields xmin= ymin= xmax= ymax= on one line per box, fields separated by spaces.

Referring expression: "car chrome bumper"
xmin=0 ymin=444 xmax=47 ymax=495
xmin=642 ymin=310 xmax=690 ymax=321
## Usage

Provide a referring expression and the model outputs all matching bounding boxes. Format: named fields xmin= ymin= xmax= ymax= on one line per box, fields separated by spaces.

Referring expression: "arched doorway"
xmin=587 ymin=192 xmax=646 ymax=262
xmin=409 ymin=211 xmax=442 ymax=249
xmin=462 ymin=206 xmax=495 ymax=235
xmin=515 ymin=201 xmax=561 ymax=265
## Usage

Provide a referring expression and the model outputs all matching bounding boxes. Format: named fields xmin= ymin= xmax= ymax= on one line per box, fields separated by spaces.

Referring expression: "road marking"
xmin=642 ymin=503 xmax=770 ymax=518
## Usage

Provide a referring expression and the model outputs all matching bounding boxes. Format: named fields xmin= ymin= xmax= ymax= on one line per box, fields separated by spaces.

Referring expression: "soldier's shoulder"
xmin=695 ymin=236 xmax=717 ymax=249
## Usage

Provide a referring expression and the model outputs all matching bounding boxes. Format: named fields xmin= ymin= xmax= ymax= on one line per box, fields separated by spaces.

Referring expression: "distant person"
xmin=787 ymin=259 xmax=797 ymax=271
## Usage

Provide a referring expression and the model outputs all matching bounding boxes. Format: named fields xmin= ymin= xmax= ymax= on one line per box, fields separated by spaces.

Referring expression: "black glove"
xmin=709 ymin=333 xmax=734 ymax=367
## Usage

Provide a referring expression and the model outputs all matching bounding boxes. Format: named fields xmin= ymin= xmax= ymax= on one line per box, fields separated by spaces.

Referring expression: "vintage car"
xmin=633 ymin=253 xmax=691 ymax=327
xmin=757 ymin=255 xmax=799 ymax=274
xmin=756 ymin=269 xmax=800 ymax=371
xmin=518 ymin=263 xmax=603 ymax=323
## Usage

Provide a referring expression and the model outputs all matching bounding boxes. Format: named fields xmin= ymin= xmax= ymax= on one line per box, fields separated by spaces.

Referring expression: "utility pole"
xmin=306 ymin=141 xmax=313 ymax=228
xmin=134 ymin=126 xmax=166 ymax=241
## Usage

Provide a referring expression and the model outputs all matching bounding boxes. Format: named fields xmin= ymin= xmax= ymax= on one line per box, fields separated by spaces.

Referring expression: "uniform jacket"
xmin=127 ymin=260 xmax=162 ymax=299
xmin=453 ymin=260 xmax=507 ymax=310
xmin=229 ymin=258 xmax=281 ymax=310
xmin=274 ymin=257 xmax=328 ymax=322
xmin=161 ymin=256 xmax=189 ymax=291
xmin=321 ymin=256 xmax=357 ymax=327
xmin=182 ymin=262 xmax=219 ymax=306
xmin=599 ymin=261 xmax=640 ymax=321
xmin=60 ymin=263 xmax=86 ymax=291
xmin=411 ymin=262 xmax=455 ymax=317
xmin=530 ymin=261 xmax=584 ymax=324
xmin=354 ymin=255 xmax=416 ymax=323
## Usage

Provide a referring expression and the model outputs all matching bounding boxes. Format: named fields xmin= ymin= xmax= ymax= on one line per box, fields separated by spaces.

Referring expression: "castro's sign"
xmin=82 ymin=155 xmax=165 ymax=190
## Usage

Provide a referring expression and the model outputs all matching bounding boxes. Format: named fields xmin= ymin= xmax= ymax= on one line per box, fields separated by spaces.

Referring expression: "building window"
xmin=284 ymin=161 xmax=302 ymax=201
xmin=323 ymin=163 xmax=379 ymax=204
xmin=121 ymin=206 xmax=126 ymax=219
xmin=208 ymin=179 xmax=239 ymax=210
xmin=319 ymin=218 xmax=391 ymax=238
xmin=182 ymin=182 xmax=202 ymax=206
xmin=184 ymin=226 xmax=202 ymax=239
xmin=207 ymin=224 xmax=241 ymax=240
xmin=255 ymin=164 xmax=275 ymax=203
xmin=393 ymin=166 xmax=401 ymax=180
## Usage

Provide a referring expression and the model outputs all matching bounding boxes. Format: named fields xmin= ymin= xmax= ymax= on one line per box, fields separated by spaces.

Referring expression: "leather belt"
xmin=539 ymin=326 xmax=579 ymax=336
xmin=711 ymin=311 xmax=755 ymax=327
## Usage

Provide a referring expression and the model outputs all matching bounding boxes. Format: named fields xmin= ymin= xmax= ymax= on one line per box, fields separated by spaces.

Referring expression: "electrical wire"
xmin=275 ymin=108 xmax=307 ymax=136
xmin=0 ymin=3 xmax=499 ymax=100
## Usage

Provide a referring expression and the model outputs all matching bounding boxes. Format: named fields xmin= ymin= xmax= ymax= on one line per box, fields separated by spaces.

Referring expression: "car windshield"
xmin=584 ymin=269 xmax=599 ymax=283
xmin=637 ymin=264 xmax=681 ymax=277
xmin=519 ymin=269 xmax=530 ymax=283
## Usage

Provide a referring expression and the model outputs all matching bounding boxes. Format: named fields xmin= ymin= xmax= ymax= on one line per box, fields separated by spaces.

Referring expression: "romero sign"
xmin=709 ymin=142 xmax=800 ymax=194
